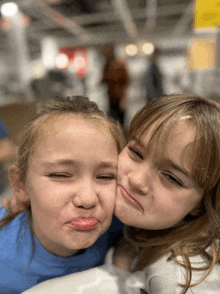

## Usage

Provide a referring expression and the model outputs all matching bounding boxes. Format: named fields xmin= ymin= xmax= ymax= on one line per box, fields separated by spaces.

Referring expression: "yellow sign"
xmin=188 ymin=37 xmax=216 ymax=70
xmin=195 ymin=0 xmax=220 ymax=27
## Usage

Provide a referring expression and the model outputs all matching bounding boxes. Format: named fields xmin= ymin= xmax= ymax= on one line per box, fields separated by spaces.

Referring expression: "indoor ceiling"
xmin=0 ymin=0 xmax=195 ymax=59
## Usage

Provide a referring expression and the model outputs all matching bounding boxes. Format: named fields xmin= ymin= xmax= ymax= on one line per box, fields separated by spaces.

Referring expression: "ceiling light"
xmin=125 ymin=44 xmax=137 ymax=56
xmin=55 ymin=53 xmax=69 ymax=70
xmin=142 ymin=42 xmax=154 ymax=55
xmin=1 ymin=2 xmax=18 ymax=17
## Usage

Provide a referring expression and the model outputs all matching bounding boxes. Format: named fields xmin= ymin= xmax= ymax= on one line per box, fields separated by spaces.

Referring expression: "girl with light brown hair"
xmin=113 ymin=94 xmax=220 ymax=293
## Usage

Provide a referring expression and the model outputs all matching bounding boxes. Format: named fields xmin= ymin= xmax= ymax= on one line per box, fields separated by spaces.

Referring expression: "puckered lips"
xmin=68 ymin=217 xmax=99 ymax=230
xmin=119 ymin=186 xmax=143 ymax=211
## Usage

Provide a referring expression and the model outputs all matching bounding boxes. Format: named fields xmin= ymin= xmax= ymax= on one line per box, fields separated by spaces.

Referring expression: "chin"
xmin=114 ymin=210 xmax=130 ymax=226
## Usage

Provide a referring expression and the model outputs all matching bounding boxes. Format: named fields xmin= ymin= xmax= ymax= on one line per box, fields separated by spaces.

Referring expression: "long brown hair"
xmin=128 ymin=94 xmax=220 ymax=293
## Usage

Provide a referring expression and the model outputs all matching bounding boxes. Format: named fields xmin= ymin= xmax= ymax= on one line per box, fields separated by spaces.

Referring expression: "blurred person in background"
xmin=101 ymin=44 xmax=130 ymax=127
xmin=146 ymin=48 xmax=164 ymax=102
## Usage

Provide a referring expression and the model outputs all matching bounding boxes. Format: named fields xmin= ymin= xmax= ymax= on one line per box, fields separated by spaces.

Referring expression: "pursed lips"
xmin=119 ymin=185 xmax=143 ymax=211
xmin=68 ymin=216 xmax=98 ymax=223
xmin=67 ymin=216 xmax=99 ymax=230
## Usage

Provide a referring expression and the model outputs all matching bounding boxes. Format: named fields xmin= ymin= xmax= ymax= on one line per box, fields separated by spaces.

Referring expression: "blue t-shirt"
xmin=0 ymin=207 xmax=123 ymax=293
xmin=0 ymin=120 xmax=7 ymax=140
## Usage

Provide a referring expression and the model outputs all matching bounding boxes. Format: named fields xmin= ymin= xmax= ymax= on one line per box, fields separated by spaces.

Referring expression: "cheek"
xmin=187 ymin=194 xmax=203 ymax=216
xmin=167 ymin=192 xmax=202 ymax=221
xmin=26 ymin=184 xmax=58 ymax=218
xmin=103 ymin=185 xmax=117 ymax=213
xmin=118 ymin=152 xmax=130 ymax=173
xmin=26 ymin=178 xmax=59 ymax=205
xmin=31 ymin=201 xmax=62 ymax=231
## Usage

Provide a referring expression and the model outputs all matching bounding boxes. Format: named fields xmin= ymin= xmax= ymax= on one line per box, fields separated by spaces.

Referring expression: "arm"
xmin=0 ymin=138 xmax=16 ymax=163
xmin=3 ymin=195 xmax=29 ymax=214
xmin=0 ymin=119 xmax=16 ymax=164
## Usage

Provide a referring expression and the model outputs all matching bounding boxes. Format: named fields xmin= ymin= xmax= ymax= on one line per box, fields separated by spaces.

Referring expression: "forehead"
xmin=32 ymin=115 xmax=118 ymax=156
xmin=37 ymin=114 xmax=111 ymax=141
xmin=26 ymin=116 xmax=118 ymax=174
xmin=137 ymin=118 xmax=196 ymax=159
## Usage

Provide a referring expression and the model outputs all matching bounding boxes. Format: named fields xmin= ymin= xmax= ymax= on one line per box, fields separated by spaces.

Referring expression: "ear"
xmin=8 ymin=164 xmax=30 ymax=202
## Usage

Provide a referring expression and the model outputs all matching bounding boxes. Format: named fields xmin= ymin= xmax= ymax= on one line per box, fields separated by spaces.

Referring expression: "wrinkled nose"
xmin=72 ymin=180 xmax=99 ymax=209
xmin=128 ymin=167 xmax=150 ymax=195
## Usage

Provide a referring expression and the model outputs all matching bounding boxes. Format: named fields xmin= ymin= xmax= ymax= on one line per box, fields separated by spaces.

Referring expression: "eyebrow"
xmin=42 ymin=159 xmax=117 ymax=169
xmin=164 ymin=159 xmax=191 ymax=178
xmin=132 ymin=137 xmax=191 ymax=178
xmin=42 ymin=159 xmax=76 ymax=167
xmin=132 ymin=136 xmax=146 ymax=148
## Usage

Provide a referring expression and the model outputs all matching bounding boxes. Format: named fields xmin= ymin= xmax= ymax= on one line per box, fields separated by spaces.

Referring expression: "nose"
xmin=72 ymin=180 xmax=99 ymax=209
xmin=128 ymin=166 xmax=150 ymax=195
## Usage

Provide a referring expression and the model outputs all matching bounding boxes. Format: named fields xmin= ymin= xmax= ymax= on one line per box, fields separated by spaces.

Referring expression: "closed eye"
xmin=97 ymin=175 xmax=116 ymax=180
xmin=48 ymin=173 xmax=70 ymax=178
xmin=162 ymin=173 xmax=183 ymax=187
xmin=128 ymin=147 xmax=143 ymax=159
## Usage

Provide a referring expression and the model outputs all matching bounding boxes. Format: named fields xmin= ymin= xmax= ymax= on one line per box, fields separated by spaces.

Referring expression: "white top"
xmin=22 ymin=260 xmax=140 ymax=294
xmin=22 ymin=247 xmax=220 ymax=294
xmin=138 ymin=252 xmax=220 ymax=293
xmin=106 ymin=247 xmax=220 ymax=293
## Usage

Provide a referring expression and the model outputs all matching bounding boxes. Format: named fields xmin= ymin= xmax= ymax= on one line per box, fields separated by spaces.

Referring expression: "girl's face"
xmin=115 ymin=120 xmax=203 ymax=230
xmin=21 ymin=117 xmax=118 ymax=256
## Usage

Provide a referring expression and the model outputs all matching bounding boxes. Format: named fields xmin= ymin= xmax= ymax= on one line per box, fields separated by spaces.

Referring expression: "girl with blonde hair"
xmin=0 ymin=96 xmax=126 ymax=293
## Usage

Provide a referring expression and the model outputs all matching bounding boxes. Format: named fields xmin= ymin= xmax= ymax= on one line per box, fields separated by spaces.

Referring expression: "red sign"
xmin=59 ymin=47 xmax=88 ymax=78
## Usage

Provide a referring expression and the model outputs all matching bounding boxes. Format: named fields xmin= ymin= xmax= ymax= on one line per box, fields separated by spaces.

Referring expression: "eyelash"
xmin=48 ymin=173 xmax=70 ymax=178
xmin=162 ymin=173 xmax=183 ymax=187
xmin=128 ymin=147 xmax=143 ymax=159
xmin=129 ymin=146 xmax=184 ymax=187
xmin=97 ymin=175 xmax=116 ymax=180
xmin=48 ymin=174 xmax=116 ymax=180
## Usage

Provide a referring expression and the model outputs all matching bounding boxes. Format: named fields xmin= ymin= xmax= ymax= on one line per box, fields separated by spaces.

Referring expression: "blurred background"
xmin=0 ymin=0 xmax=219 ymax=202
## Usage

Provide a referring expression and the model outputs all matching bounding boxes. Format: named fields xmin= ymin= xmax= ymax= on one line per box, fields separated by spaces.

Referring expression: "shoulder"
xmin=142 ymin=254 xmax=182 ymax=293
xmin=143 ymin=254 xmax=179 ymax=282
xmin=189 ymin=253 xmax=220 ymax=286
xmin=143 ymin=252 xmax=220 ymax=294
xmin=0 ymin=209 xmax=32 ymax=268
xmin=141 ymin=254 xmax=184 ymax=293
xmin=0 ymin=208 xmax=30 ymax=241
xmin=0 ymin=207 xmax=29 ymax=226
xmin=185 ymin=253 xmax=220 ymax=293
xmin=0 ymin=206 xmax=7 ymax=219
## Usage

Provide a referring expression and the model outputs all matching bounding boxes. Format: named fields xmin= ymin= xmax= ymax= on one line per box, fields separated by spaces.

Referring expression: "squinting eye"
xmin=128 ymin=147 xmax=143 ymax=159
xmin=163 ymin=173 xmax=183 ymax=187
xmin=97 ymin=175 xmax=116 ymax=180
xmin=48 ymin=173 xmax=70 ymax=178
